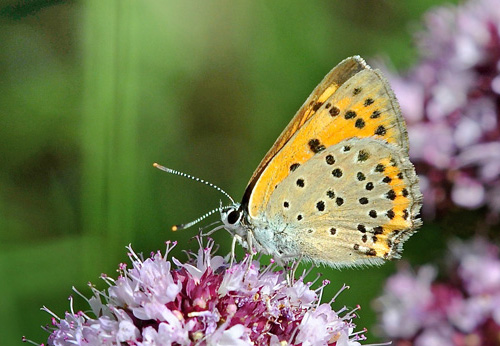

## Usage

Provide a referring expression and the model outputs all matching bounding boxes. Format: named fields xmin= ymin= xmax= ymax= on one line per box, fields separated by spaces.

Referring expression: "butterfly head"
xmin=220 ymin=202 xmax=247 ymax=237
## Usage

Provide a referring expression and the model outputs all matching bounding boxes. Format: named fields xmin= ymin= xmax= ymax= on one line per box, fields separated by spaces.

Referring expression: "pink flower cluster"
xmin=374 ymin=237 xmax=500 ymax=345
xmin=36 ymin=239 xmax=368 ymax=346
xmin=381 ymin=0 xmax=500 ymax=217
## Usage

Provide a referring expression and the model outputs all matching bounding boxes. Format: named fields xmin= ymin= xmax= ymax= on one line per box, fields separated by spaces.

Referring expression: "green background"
xmin=0 ymin=0 xmax=459 ymax=344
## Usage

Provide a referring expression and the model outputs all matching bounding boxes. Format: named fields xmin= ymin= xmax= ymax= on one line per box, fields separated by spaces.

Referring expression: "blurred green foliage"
xmin=1 ymin=0 xmax=459 ymax=344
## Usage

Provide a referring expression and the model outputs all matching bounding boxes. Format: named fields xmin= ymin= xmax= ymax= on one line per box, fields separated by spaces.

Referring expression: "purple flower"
xmin=31 ymin=238 xmax=370 ymax=346
xmin=378 ymin=0 xmax=500 ymax=217
xmin=374 ymin=237 xmax=500 ymax=345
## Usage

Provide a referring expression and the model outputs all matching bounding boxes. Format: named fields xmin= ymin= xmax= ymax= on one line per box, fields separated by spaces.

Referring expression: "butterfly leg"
xmin=285 ymin=254 xmax=304 ymax=285
xmin=246 ymin=230 xmax=258 ymax=256
xmin=241 ymin=230 xmax=258 ymax=275
xmin=229 ymin=234 xmax=239 ymax=267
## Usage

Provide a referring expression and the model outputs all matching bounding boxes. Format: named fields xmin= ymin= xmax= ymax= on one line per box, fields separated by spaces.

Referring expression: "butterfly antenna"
xmin=154 ymin=163 xmax=236 ymax=231
xmin=153 ymin=163 xmax=235 ymax=204
xmin=171 ymin=206 xmax=222 ymax=231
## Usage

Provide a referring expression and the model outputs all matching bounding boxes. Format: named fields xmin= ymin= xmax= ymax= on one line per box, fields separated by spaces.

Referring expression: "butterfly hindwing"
xmin=263 ymin=138 xmax=421 ymax=267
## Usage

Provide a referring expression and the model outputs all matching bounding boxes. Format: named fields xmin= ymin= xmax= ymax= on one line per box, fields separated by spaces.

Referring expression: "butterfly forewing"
xmin=246 ymin=64 xmax=411 ymax=219
xmin=242 ymin=56 xmax=369 ymax=206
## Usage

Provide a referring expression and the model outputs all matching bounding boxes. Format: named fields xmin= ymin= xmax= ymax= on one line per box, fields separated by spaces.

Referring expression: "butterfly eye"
xmin=227 ymin=210 xmax=241 ymax=225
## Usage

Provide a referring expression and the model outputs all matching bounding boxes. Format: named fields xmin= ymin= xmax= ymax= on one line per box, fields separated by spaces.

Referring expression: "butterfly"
xmin=156 ymin=56 xmax=422 ymax=269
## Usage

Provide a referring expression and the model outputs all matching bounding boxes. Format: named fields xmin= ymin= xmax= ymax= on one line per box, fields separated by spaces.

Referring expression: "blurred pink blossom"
xmin=374 ymin=237 xmax=500 ymax=345
xmin=380 ymin=0 xmax=500 ymax=217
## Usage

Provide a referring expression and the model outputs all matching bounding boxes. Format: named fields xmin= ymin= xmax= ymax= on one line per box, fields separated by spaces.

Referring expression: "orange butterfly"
xmin=156 ymin=56 xmax=422 ymax=268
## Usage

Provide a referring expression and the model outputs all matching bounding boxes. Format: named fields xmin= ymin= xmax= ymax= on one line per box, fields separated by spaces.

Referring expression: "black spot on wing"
xmin=308 ymin=139 xmax=326 ymax=153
